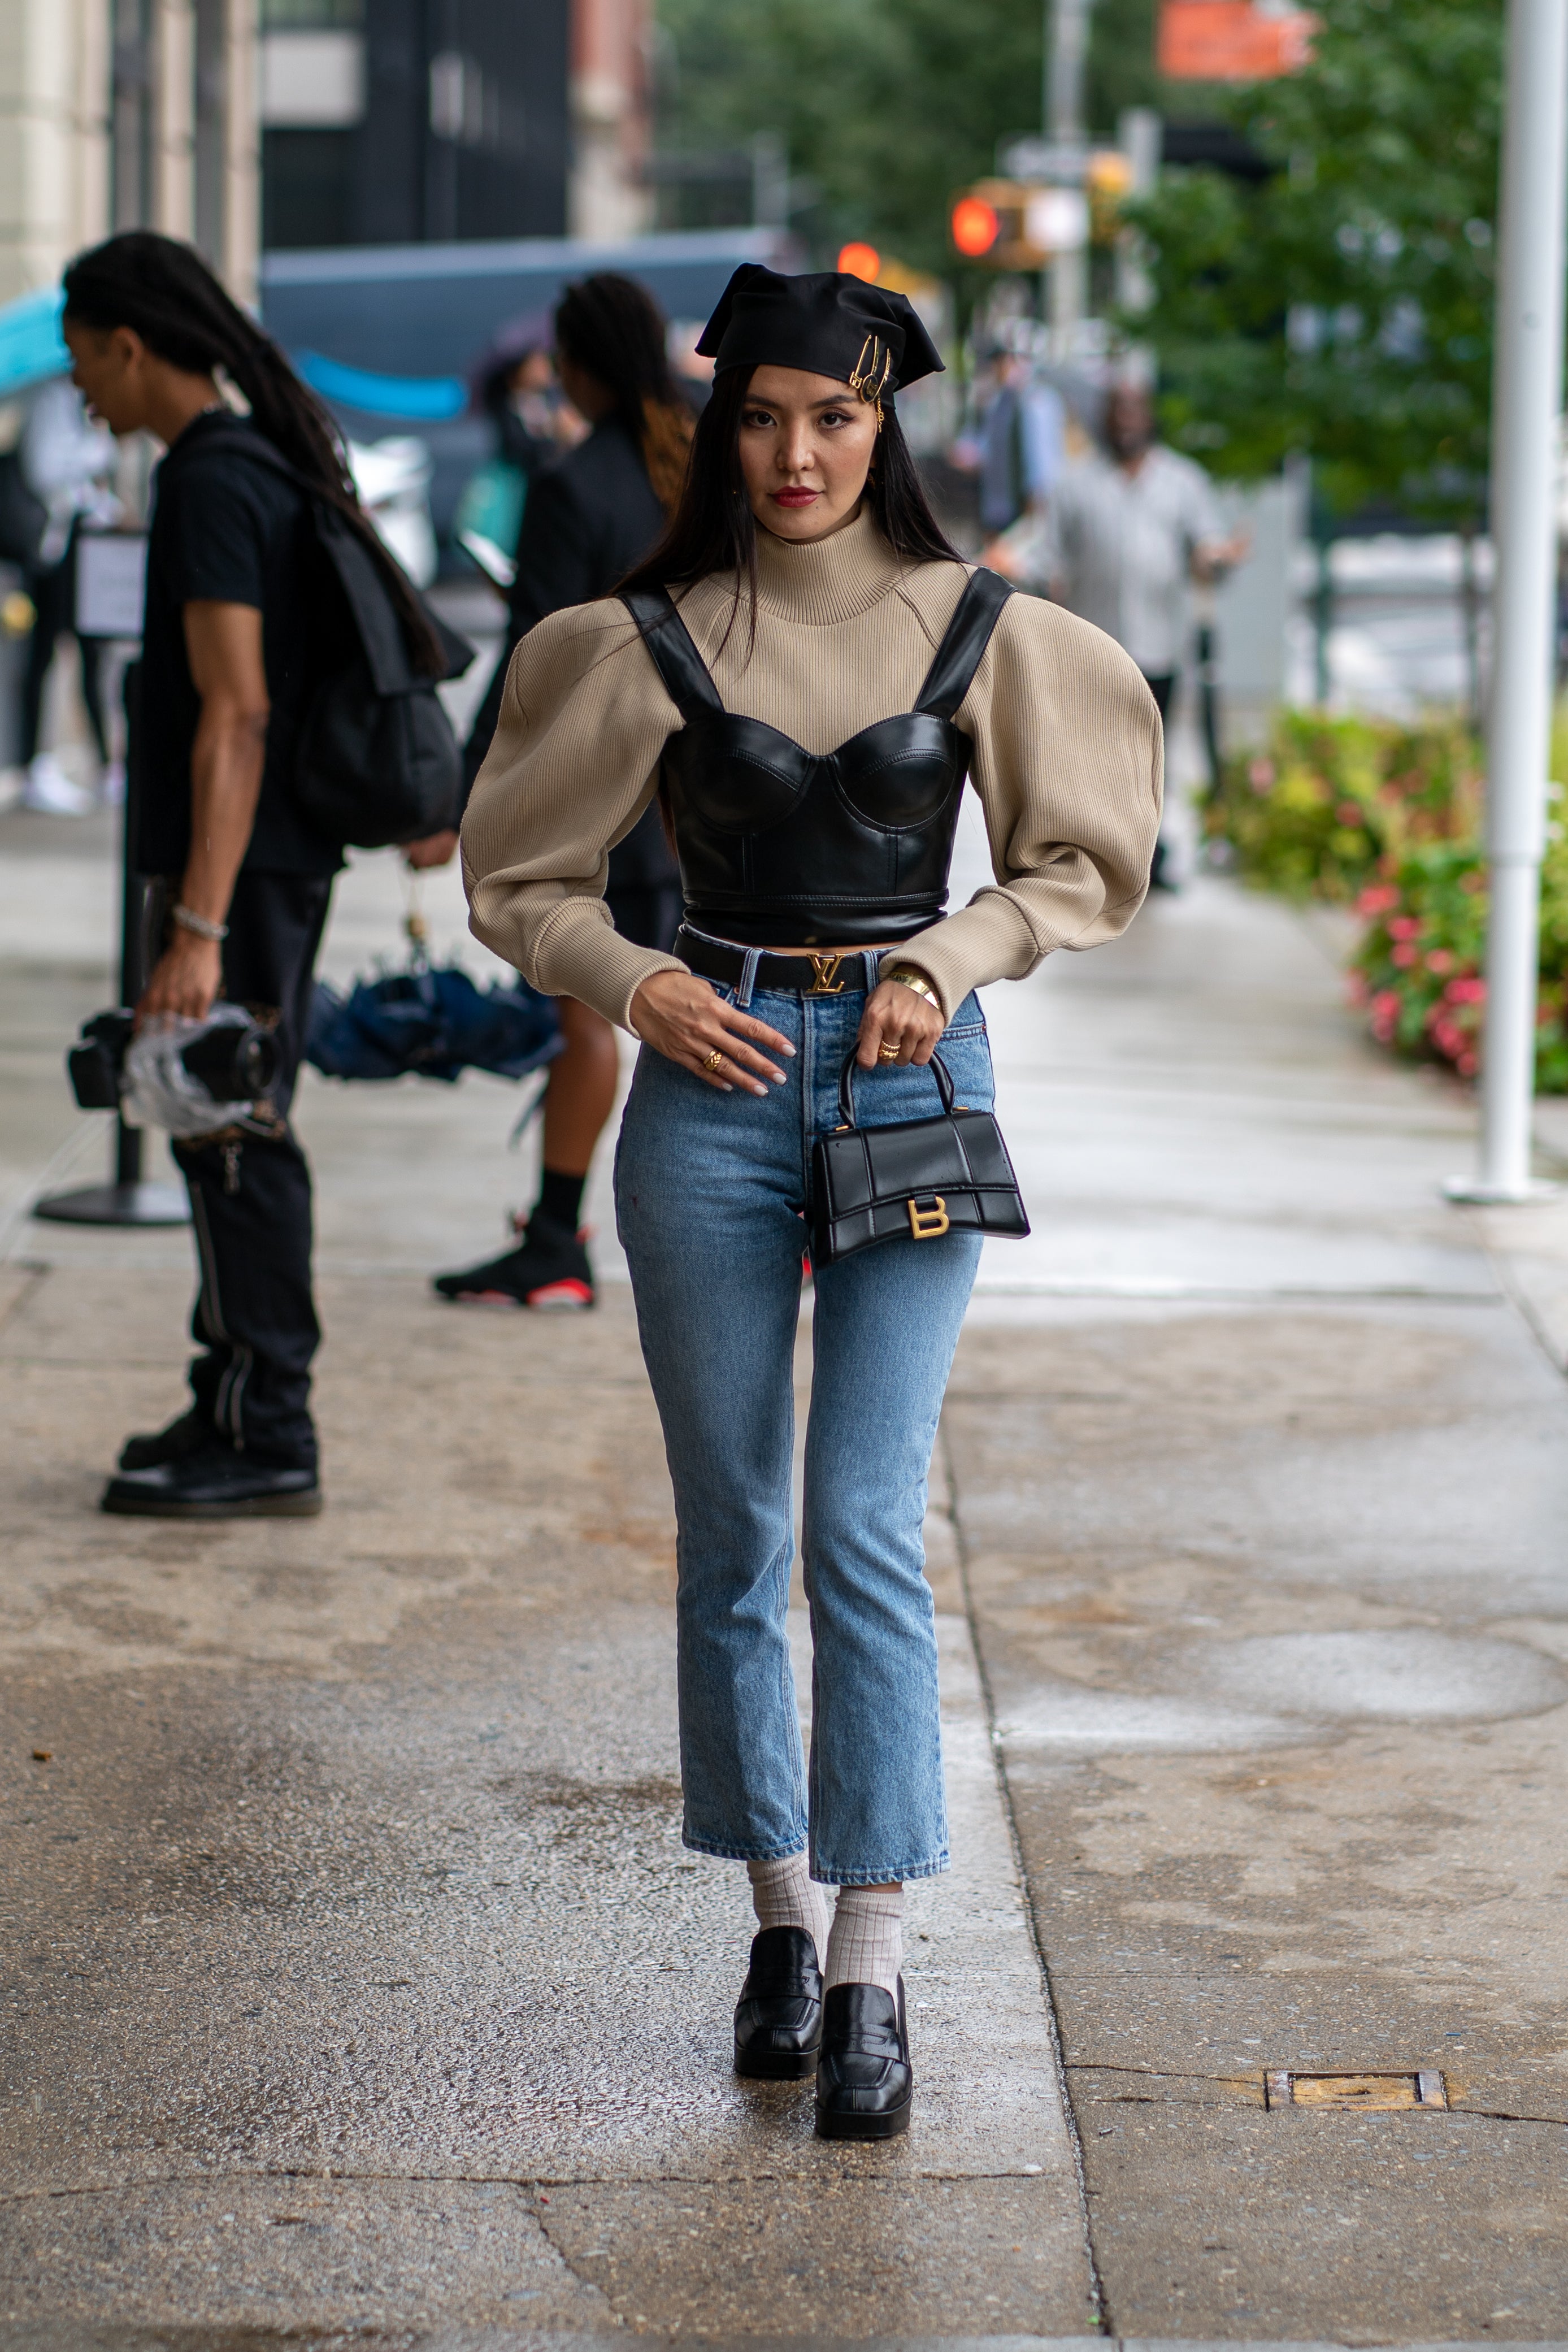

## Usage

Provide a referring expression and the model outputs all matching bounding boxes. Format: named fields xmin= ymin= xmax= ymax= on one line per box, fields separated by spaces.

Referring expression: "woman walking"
xmin=428 ymin=274 xmax=691 ymax=1309
xmin=462 ymin=266 xmax=1161 ymax=2136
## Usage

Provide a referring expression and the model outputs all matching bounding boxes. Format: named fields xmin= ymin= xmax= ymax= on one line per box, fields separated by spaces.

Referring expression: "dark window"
xmin=262 ymin=128 xmax=357 ymax=249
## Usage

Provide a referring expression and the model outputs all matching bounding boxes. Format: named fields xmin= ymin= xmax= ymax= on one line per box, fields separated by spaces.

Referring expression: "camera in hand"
xmin=68 ymin=1007 xmax=279 ymax=1113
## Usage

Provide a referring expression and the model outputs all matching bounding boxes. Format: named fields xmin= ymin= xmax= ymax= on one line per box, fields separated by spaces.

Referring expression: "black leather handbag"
xmin=809 ymin=1049 xmax=1031 ymax=1268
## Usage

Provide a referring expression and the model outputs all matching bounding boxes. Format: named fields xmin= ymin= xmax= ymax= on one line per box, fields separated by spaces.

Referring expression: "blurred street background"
xmin=5 ymin=0 xmax=1568 ymax=2342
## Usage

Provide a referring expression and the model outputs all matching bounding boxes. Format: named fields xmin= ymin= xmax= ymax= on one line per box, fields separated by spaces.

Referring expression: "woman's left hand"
xmin=855 ymin=979 xmax=945 ymax=1070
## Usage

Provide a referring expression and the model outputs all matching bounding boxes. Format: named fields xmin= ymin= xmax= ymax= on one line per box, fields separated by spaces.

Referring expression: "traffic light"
xmin=950 ymin=197 xmax=999 ymax=259
xmin=837 ymin=242 xmax=881 ymax=281
xmin=949 ymin=156 xmax=1133 ymax=266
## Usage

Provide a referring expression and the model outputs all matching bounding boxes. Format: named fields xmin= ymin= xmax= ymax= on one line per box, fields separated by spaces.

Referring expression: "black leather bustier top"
xmin=620 ymin=567 xmax=1013 ymax=947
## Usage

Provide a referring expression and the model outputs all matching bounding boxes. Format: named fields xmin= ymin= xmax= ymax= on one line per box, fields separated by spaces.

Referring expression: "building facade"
xmin=0 ymin=0 xmax=259 ymax=305
xmin=259 ymin=0 xmax=575 ymax=251
xmin=1 ymin=0 xmax=650 ymax=305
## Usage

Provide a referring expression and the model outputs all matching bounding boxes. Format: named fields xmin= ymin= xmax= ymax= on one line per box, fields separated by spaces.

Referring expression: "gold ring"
xmin=701 ymin=1048 xmax=725 ymax=1073
xmin=878 ymin=1043 xmax=901 ymax=1062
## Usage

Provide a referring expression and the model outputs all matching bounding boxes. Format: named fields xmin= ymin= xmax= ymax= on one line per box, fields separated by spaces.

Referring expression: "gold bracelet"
xmin=884 ymin=964 xmax=944 ymax=1016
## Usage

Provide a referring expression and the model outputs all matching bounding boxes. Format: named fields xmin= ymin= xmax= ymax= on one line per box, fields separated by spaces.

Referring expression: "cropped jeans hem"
xmin=810 ymin=1852 xmax=950 ymax=1887
xmin=680 ymin=1831 xmax=951 ymax=1884
xmin=681 ymin=1832 xmax=809 ymax=1865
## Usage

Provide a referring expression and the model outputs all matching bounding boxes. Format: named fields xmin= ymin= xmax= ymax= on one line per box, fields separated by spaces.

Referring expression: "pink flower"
xmin=1357 ymin=884 xmax=1400 ymax=916
xmin=1336 ymin=802 xmax=1363 ymax=827
xmin=1426 ymin=948 xmax=1455 ymax=975
xmin=1370 ymin=988 xmax=1402 ymax=1043
xmin=1391 ymin=943 xmax=1418 ymax=967
xmin=1458 ymin=1051 xmax=1478 ymax=1076
xmin=1248 ymin=757 xmax=1275 ymax=791
xmin=1445 ymin=975 xmax=1486 ymax=1005
xmin=1388 ymin=915 xmax=1422 ymax=940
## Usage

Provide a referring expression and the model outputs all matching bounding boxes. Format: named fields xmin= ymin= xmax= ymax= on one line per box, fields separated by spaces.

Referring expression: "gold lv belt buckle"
xmin=907 ymin=1196 xmax=950 ymax=1239
xmin=807 ymin=953 xmax=846 ymax=995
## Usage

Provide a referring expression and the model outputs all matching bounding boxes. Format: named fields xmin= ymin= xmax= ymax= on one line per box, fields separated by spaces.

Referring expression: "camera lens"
xmin=180 ymin=1020 xmax=279 ymax=1103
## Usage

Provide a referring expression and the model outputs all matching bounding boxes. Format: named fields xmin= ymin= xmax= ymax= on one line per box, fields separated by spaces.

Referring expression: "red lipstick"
xmin=771 ymin=487 xmax=819 ymax=507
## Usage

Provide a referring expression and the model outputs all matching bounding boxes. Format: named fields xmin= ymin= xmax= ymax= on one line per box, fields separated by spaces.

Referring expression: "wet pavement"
xmin=3 ymin=802 xmax=1568 ymax=2344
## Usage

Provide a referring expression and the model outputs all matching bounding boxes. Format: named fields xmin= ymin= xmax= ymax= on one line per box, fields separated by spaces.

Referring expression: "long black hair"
xmin=553 ymin=272 xmax=693 ymax=517
xmin=62 ymin=230 xmax=445 ymax=675
xmin=618 ymin=364 xmax=960 ymax=649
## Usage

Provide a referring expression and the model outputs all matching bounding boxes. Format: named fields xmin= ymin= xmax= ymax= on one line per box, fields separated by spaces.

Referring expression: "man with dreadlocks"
xmin=61 ymin=231 xmax=445 ymax=1519
xmin=422 ymin=273 xmax=693 ymax=1312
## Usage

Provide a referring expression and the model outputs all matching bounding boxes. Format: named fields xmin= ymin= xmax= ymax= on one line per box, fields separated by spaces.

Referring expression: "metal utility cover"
xmin=1265 ymin=2069 xmax=1448 ymax=2110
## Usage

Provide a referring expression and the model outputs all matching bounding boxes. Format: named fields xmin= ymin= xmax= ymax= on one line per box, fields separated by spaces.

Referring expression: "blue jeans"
xmin=615 ymin=978 xmax=992 ymax=1884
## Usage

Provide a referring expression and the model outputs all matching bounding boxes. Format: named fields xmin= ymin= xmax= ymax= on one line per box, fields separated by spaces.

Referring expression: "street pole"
xmin=1046 ymin=0 xmax=1093 ymax=341
xmin=1449 ymin=0 xmax=1568 ymax=1203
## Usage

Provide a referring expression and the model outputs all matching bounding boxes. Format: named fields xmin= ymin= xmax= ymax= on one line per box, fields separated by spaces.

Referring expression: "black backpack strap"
xmin=913 ymin=568 xmax=1014 ymax=721
xmin=620 ymin=588 xmax=724 ymax=721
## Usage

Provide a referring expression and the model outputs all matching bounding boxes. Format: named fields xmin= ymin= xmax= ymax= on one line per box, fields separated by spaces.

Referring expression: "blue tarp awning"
xmin=294 ymin=350 xmax=467 ymax=420
xmin=0 ymin=285 xmax=68 ymax=395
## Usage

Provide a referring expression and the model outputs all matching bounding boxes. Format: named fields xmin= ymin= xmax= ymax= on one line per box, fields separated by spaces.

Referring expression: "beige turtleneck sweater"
xmin=462 ymin=509 xmax=1162 ymax=1030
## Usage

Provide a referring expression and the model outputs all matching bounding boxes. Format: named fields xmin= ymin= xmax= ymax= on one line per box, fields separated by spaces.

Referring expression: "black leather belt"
xmin=676 ymin=927 xmax=885 ymax=997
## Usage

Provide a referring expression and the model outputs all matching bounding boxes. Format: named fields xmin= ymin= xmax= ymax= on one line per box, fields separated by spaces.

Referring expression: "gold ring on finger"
xmin=701 ymin=1047 xmax=725 ymax=1073
xmin=878 ymin=1043 xmax=900 ymax=1062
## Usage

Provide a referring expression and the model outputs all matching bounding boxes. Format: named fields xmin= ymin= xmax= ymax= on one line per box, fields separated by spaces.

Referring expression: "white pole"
xmin=1046 ymin=0 xmax=1093 ymax=341
xmin=1451 ymin=0 xmax=1568 ymax=1202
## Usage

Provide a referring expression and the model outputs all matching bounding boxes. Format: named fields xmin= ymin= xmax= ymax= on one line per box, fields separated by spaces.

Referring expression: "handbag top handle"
xmin=837 ymin=1044 xmax=955 ymax=1130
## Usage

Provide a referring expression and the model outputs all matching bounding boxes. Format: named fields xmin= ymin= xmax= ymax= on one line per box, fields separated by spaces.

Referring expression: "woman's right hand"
xmin=629 ymin=969 xmax=795 ymax=1096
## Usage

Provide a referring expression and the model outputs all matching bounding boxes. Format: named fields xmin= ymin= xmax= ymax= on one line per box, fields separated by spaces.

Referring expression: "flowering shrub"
xmin=1348 ymin=837 xmax=1568 ymax=1091
xmin=1212 ymin=705 xmax=1568 ymax=1089
xmin=1347 ymin=845 xmax=1489 ymax=1077
xmin=1206 ymin=710 xmax=1482 ymax=902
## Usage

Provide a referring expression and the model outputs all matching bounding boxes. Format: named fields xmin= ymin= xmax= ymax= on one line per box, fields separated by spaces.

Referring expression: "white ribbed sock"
xmin=747 ymin=1851 xmax=829 ymax=1960
xmin=824 ymin=1885 xmax=904 ymax=1996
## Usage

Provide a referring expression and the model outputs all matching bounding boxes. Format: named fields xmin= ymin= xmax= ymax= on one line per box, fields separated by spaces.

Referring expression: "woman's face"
xmin=738 ymin=364 xmax=879 ymax=541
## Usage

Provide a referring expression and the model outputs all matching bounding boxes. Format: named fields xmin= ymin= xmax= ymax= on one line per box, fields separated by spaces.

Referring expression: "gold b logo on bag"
xmin=907 ymin=1196 xmax=950 ymax=1239
xmin=807 ymin=953 xmax=846 ymax=993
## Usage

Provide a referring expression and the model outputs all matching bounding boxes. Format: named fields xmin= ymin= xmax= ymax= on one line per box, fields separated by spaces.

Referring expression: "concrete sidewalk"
xmin=3 ymin=804 xmax=1567 ymax=2344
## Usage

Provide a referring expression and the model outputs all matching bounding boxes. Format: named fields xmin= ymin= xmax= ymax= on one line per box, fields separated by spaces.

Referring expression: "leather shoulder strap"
xmin=913 ymin=567 xmax=1014 ymax=721
xmin=619 ymin=587 xmax=724 ymax=721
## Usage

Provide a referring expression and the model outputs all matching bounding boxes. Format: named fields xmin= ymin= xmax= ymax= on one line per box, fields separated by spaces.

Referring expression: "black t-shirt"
xmin=137 ymin=411 xmax=341 ymax=878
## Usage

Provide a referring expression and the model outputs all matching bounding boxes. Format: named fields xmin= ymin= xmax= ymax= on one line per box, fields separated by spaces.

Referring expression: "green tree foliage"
xmin=654 ymin=0 xmax=1172 ymax=275
xmin=1127 ymin=0 xmax=1503 ymax=520
xmin=654 ymin=0 xmax=1042 ymax=272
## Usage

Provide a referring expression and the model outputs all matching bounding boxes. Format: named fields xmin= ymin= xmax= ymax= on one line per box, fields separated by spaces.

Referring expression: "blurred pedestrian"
xmin=977 ymin=349 xmax=1065 ymax=538
xmin=12 ymin=376 xmax=120 ymax=813
xmin=463 ymin=262 xmax=1161 ymax=2134
xmin=455 ymin=315 xmax=583 ymax=572
xmin=1046 ymin=379 xmax=1248 ymax=887
xmin=63 ymin=230 xmax=448 ymax=1519
xmin=419 ymin=273 xmax=693 ymax=1311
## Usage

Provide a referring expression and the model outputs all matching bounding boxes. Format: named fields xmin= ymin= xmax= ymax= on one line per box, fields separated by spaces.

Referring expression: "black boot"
xmin=117 ymin=1406 xmax=212 ymax=1472
xmin=101 ymin=1440 xmax=322 ymax=1520
xmin=432 ymin=1212 xmax=594 ymax=1309
xmin=733 ymin=1925 xmax=823 ymax=2081
xmin=814 ymin=1978 xmax=913 ymax=2139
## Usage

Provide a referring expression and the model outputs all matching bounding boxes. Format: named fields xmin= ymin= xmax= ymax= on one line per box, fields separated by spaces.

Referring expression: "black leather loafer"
xmin=733 ymin=1924 xmax=823 ymax=2080
xmin=814 ymin=1977 xmax=913 ymax=2138
xmin=101 ymin=1442 xmax=322 ymax=1518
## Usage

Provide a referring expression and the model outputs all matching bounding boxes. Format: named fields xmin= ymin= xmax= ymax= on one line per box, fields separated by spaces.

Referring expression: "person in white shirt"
xmin=1046 ymin=383 xmax=1247 ymax=885
xmin=12 ymin=377 xmax=120 ymax=812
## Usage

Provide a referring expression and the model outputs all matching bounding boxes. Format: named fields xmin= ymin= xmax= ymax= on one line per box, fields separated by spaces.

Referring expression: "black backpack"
xmin=228 ymin=433 xmax=475 ymax=850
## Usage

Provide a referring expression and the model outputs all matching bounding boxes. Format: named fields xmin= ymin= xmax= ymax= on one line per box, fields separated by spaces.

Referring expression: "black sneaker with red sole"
xmin=432 ymin=1213 xmax=595 ymax=1310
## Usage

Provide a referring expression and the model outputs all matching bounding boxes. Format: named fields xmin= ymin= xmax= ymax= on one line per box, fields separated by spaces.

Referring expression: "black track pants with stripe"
xmin=168 ymin=870 xmax=332 ymax=1470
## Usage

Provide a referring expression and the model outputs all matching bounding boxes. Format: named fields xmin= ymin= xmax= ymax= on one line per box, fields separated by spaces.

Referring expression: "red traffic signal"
xmin=950 ymin=196 xmax=1000 ymax=258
